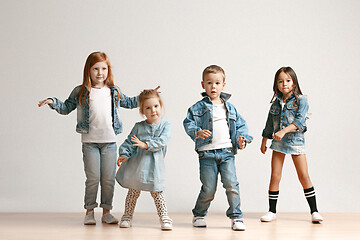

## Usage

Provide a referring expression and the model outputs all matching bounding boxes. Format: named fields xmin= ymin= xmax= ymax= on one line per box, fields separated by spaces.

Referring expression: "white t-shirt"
xmin=81 ymin=86 xmax=116 ymax=143
xmin=198 ymin=103 xmax=232 ymax=151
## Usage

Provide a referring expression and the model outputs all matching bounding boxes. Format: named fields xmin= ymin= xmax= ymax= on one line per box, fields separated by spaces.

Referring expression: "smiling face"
xmin=141 ymin=97 xmax=162 ymax=124
xmin=90 ymin=61 xmax=108 ymax=88
xmin=201 ymin=72 xmax=226 ymax=103
xmin=277 ymin=71 xmax=295 ymax=100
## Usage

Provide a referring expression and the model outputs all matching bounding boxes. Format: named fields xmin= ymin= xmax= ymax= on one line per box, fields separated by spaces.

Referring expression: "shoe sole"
xmin=312 ymin=219 xmax=323 ymax=223
xmin=193 ymin=225 xmax=207 ymax=228
xmin=84 ymin=222 xmax=96 ymax=225
xmin=161 ymin=227 xmax=173 ymax=231
xmin=260 ymin=219 xmax=276 ymax=222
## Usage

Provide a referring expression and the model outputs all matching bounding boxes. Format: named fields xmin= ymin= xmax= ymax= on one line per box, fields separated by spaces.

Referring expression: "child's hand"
xmin=131 ymin=135 xmax=148 ymax=149
xmin=38 ymin=98 xmax=54 ymax=107
xmin=117 ymin=156 xmax=127 ymax=167
xmin=260 ymin=143 xmax=267 ymax=154
xmin=154 ymin=85 xmax=161 ymax=93
xmin=196 ymin=130 xmax=212 ymax=139
xmin=273 ymin=130 xmax=286 ymax=141
xmin=238 ymin=136 xmax=246 ymax=150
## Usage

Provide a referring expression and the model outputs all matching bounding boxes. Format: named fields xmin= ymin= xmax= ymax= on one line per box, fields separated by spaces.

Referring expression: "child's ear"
xmin=201 ymin=81 xmax=205 ymax=89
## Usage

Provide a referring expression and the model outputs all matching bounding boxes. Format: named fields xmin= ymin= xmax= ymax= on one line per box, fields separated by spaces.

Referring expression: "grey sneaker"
xmin=101 ymin=212 xmax=119 ymax=224
xmin=84 ymin=211 xmax=96 ymax=225
xmin=231 ymin=218 xmax=246 ymax=231
xmin=119 ymin=215 xmax=132 ymax=228
xmin=160 ymin=216 xmax=173 ymax=231
xmin=193 ymin=216 xmax=206 ymax=227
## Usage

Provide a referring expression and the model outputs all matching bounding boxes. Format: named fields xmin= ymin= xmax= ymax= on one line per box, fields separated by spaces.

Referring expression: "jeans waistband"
xmin=197 ymin=147 xmax=232 ymax=153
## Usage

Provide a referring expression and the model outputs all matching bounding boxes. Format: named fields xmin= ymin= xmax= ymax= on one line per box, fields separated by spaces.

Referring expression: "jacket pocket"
xmin=270 ymin=105 xmax=280 ymax=115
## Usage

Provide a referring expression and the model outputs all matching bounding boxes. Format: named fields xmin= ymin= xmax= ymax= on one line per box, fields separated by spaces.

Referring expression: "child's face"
xmin=277 ymin=71 xmax=295 ymax=99
xmin=90 ymin=61 xmax=108 ymax=88
xmin=142 ymin=97 xmax=162 ymax=124
xmin=201 ymin=73 xmax=226 ymax=101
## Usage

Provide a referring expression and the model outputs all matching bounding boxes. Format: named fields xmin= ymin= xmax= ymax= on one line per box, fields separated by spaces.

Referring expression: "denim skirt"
xmin=270 ymin=132 xmax=306 ymax=155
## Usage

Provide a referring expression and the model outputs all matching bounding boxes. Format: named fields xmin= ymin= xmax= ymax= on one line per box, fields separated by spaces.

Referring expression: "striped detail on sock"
xmin=269 ymin=191 xmax=279 ymax=200
xmin=304 ymin=187 xmax=315 ymax=198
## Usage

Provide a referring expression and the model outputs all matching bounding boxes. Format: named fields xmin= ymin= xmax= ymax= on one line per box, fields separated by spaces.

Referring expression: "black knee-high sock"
xmin=268 ymin=190 xmax=279 ymax=213
xmin=304 ymin=187 xmax=318 ymax=214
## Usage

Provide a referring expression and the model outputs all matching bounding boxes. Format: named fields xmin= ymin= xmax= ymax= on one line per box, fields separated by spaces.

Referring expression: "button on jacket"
xmin=183 ymin=92 xmax=253 ymax=154
xmin=49 ymin=85 xmax=138 ymax=134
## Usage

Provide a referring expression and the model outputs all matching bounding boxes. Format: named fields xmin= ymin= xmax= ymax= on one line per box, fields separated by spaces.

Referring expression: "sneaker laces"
xmin=121 ymin=215 xmax=132 ymax=221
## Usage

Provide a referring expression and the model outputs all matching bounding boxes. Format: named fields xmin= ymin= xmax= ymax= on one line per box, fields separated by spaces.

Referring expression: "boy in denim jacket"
xmin=183 ymin=65 xmax=253 ymax=231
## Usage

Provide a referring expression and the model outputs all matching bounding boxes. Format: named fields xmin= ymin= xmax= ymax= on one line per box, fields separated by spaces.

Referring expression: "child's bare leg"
xmin=291 ymin=154 xmax=312 ymax=189
xmin=269 ymin=151 xmax=286 ymax=191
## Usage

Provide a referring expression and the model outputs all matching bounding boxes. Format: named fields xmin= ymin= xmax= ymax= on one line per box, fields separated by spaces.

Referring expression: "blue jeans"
xmin=82 ymin=142 xmax=117 ymax=210
xmin=192 ymin=148 xmax=242 ymax=219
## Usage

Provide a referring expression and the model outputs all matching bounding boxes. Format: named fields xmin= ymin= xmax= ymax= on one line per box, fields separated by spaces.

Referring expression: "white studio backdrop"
xmin=0 ymin=0 xmax=359 ymax=213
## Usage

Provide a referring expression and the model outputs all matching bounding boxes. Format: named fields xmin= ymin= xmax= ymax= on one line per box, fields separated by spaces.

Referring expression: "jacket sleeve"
xmin=292 ymin=96 xmax=309 ymax=132
xmin=143 ymin=122 xmax=171 ymax=152
xmin=119 ymin=124 xmax=138 ymax=159
xmin=234 ymin=110 xmax=253 ymax=148
xmin=48 ymin=87 xmax=78 ymax=115
xmin=262 ymin=109 xmax=274 ymax=139
xmin=183 ymin=107 xmax=200 ymax=141
xmin=117 ymin=91 xmax=138 ymax=109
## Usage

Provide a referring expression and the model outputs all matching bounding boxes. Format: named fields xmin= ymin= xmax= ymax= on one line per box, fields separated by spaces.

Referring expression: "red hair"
xmin=78 ymin=52 xmax=119 ymax=106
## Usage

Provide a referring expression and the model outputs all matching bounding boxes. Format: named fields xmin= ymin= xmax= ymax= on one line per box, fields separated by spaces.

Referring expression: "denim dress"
xmin=262 ymin=94 xmax=309 ymax=155
xmin=116 ymin=120 xmax=171 ymax=192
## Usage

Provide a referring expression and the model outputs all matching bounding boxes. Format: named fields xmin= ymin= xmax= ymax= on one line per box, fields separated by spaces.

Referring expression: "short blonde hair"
xmin=138 ymin=89 xmax=163 ymax=114
xmin=202 ymin=65 xmax=225 ymax=81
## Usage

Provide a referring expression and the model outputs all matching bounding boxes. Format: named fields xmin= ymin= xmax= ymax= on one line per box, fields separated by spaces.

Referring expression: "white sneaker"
xmin=192 ymin=216 xmax=206 ymax=227
xmin=231 ymin=218 xmax=246 ymax=231
xmin=160 ymin=216 xmax=173 ymax=231
xmin=84 ymin=211 xmax=96 ymax=225
xmin=311 ymin=212 xmax=323 ymax=223
xmin=260 ymin=212 xmax=276 ymax=222
xmin=119 ymin=216 xmax=132 ymax=228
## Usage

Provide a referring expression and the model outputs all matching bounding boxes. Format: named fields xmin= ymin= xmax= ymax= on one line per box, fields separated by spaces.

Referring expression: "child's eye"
xmin=155 ymin=105 xmax=159 ymax=108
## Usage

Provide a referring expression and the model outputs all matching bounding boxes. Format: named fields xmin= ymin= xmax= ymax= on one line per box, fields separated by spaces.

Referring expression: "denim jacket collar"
xmin=201 ymin=92 xmax=232 ymax=103
xmin=275 ymin=93 xmax=296 ymax=104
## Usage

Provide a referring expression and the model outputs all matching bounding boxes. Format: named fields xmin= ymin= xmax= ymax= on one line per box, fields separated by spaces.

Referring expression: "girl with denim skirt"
xmin=38 ymin=52 xmax=146 ymax=225
xmin=260 ymin=67 xmax=323 ymax=223
xmin=116 ymin=89 xmax=172 ymax=231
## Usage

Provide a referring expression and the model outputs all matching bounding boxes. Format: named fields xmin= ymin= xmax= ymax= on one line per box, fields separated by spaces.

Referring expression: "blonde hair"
xmin=202 ymin=65 xmax=226 ymax=81
xmin=78 ymin=52 xmax=120 ymax=106
xmin=138 ymin=89 xmax=163 ymax=115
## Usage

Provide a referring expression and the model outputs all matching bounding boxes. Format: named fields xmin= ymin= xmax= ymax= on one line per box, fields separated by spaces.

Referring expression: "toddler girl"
xmin=116 ymin=89 xmax=172 ymax=231
xmin=260 ymin=66 xmax=323 ymax=223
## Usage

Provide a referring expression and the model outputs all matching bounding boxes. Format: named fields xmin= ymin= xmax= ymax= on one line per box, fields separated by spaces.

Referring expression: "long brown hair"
xmin=270 ymin=66 xmax=303 ymax=105
xmin=78 ymin=52 xmax=119 ymax=106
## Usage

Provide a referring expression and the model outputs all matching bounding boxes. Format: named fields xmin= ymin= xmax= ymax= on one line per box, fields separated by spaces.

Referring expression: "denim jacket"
xmin=49 ymin=85 xmax=138 ymax=134
xmin=183 ymin=92 xmax=253 ymax=154
xmin=262 ymin=94 xmax=308 ymax=140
